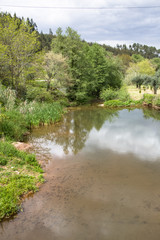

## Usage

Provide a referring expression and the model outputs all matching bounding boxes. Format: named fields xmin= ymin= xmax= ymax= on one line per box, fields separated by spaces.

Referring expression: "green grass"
xmin=0 ymin=141 xmax=44 ymax=221
xmin=0 ymin=101 xmax=64 ymax=141
xmin=143 ymin=93 xmax=155 ymax=105
xmin=104 ymin=99 xmax=142 ymax=107
xmin=0 ymin=100 xmax=65 ymax=221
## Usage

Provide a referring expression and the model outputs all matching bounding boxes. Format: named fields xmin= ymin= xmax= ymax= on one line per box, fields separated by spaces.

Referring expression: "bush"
xmin=19 ymin=101 xmax=63 ymax=127
xmin=104 ymin=100 xmax=130 ymax=107
xmin=26 ymin=86 xmax=53 ymax=103
xmin=153 ymin=95 xmax=160 ymax=107
xmin=75 ymin=92 xmax=90 ymax=104
xmin=100 ymin=86 xmax=130 ymax=102
xmin=0 ymin=110 xmax=28 ymax=141
xmin=104 ymin=99 xmax=142 ymax=107
xmin=117 ymin=86 xmax=130 ymax=101
xmin=143 ymin=93 xmax=154 ymax=105
xmin=0 ymin=86 xmax=16 ymax=110
xmin=100 ymin=88 xmax=118 ymax=101
xmin=0 ymin=101 xmax=63 ymax=141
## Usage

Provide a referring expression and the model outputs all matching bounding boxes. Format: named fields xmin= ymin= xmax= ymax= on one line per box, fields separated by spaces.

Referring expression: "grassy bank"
xmin=0 ymin=101 xmax=64 ymax=141
xmin=0 ymin=98 xmax=64 ymax=221
xmin=101 ymin=85 xmax=160 ymax=108
xmin=101 ymin=86 xmax=143 ymax=108
xmin=0 ymin=141 xmax=44 ymax=221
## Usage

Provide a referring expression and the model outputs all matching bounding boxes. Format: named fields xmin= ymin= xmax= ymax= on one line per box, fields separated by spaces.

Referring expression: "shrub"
xmin=143 ymin=93 xmax=154 ymax=105
xmin=153 ymin=95 xmax=160 ymax=107
xmin=117 ymin=86 xmax=130 ymax=101
xmin=104 ymin=100 xmax=130 ymax=107
xmin=0 ymin=110 xmax=28 ymax=141
xmin=75 ymin=92 xmax=90 ymax=104
xmin=104 ymin=99 xmax=142 ymax=107
xmin=100 ymin=88 xmax=118 ymax=101
xmin=0 ymin=86 xmax=16 ymax=110
xmin=100 ymin=86 xmax=130 ymax=102
xmin=26 ymin=86 xmax=53 ymax=103
xmin=0 ymin=101 xmax=63 ymax=141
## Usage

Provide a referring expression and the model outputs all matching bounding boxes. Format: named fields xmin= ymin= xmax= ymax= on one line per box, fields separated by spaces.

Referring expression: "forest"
xmin=1 ymin=11 xmax=160 ymax=220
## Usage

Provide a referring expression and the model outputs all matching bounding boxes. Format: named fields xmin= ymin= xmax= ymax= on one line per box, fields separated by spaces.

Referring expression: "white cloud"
xmin=1 ymin=0 xmax=160 ymax=48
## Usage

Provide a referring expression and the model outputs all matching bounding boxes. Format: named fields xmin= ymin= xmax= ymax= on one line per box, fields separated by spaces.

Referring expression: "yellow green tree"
xmin=0 ymin=14 xmax=40 ymax=88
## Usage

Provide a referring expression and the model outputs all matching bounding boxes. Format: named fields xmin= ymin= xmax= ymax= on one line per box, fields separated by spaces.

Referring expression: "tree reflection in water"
xmin=30 ymin=106 xmax=119 ymax=155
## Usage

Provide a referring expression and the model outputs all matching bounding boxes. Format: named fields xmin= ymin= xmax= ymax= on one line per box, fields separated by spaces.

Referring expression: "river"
xmin=1 ymin=106 xmax=160 ymax=240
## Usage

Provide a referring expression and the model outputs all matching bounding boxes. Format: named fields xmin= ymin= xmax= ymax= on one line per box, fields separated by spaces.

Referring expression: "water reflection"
xmin=29 ymin=107 xmax=160 ymax=161
xmin=29 ymin=107 xmax=118 ymax=156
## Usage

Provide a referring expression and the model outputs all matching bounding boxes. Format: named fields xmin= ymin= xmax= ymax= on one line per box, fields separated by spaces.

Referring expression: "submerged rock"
xmin=12 ymin=142 xmax=32 ymax=151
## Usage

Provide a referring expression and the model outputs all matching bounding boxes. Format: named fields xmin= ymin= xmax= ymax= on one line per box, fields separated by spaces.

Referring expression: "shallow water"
xmin=1 ymin=107 xmax=160 ymax=240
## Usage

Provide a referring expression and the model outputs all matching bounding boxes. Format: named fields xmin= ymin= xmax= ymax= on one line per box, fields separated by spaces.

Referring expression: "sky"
xmin=1 ymin=0 xmax=160 ymax=48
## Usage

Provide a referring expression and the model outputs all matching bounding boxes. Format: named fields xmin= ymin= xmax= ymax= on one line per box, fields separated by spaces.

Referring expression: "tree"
xmin=0 ymin=13 xmax=40 ymax=89
xmin=131 ymin=54 xmax=144 ymax=63
xmin=144 ymin=70 xmax=160 ymax=94
xmin=125 ymin=59 xmax=155 ymax=86
xmin=43 ymin=51 xmax=71 ymax=91
xmin=132 ymin=75 xmax=152 ymax=89
xmin=151 ymin=58 xmax=160 ymax=71
xmin=52 ymin=27 xmax=123 ymax=102
xmin=137 ymin=59 xmax=155 ymax=76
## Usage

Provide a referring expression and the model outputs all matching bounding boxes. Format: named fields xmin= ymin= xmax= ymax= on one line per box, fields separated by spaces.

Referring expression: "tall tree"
xmin=43 ymin=51 xmax=72 ymax=91
xmin=0 ymin=13 xmax=40 ymax=89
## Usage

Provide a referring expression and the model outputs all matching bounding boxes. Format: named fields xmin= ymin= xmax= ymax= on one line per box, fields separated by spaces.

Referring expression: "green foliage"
xmin=132 ymin=75 xmax=152 ymax=88
xmin=0 ymin=110 xmax=28 ymax=141
xmin=26 ymin=86 xmax=53 ymax=102
xmin=0 ymin=13 xmax=40 ymax=88
xmin=151 ymin=58 xmax=160 ymax=71
xmin=131 ymin=54 xmax=144 ymax=63
xmin=100 ymin=86 xmax=130 ymax=102
xmin=18 ymin=101 xmax=63 ymax=127
xmin=143 ymin=93 xmax=154 ymax=104
xmin=75 ymin=91 xmax=91 ymax=104
xmin=104 ymin=99 xmax=142 ymax=107
xmin=143 ymin=70 xmax=160 ymax=94
xmin=137 ymin=59 xmax=155 ymax=76
xmin=153 ymin=95 xmax=160 ymax=107
xmin=0 ymin=85 xmax=16 ymax=110
xmin=0 ymin=101 xmax=63 ymax=140
xmin=117 ymin=87 xmax=131 ymax=101
xmin=52 ymin=28 xmax=123 ymax=102
xmin=104 ymin=100 xmax=129 ymax=107
xmin=100 ymin=88 xmax=118 ymax=101
xmin=0 ymin=141 xmax=44 ymax=220
xmin=42 ymin=51 xmax=72 ymax=91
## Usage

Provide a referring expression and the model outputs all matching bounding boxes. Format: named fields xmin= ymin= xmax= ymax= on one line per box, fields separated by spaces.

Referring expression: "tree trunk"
xmin=47 ymin=80 xmax=50 ymax=91
xmin=154 ymin=86 xmax=157 ymax=94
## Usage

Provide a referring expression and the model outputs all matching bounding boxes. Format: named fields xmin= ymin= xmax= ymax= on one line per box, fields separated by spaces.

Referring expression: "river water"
xmin=1 ymin=107 xmax=160 ymax=240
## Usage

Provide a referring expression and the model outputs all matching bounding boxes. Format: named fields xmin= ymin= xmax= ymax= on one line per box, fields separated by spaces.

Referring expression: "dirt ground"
xmin=127 ymin=85 xmax=160 ymax=100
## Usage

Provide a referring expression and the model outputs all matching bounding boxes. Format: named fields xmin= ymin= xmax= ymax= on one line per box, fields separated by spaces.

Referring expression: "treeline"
xmin=1 ymin=11 xmax=160 ymax=106
xmin=0 ymin=12 xmax=123 ymax=104
xmin=101 ymin=43 xmax=160 ymax=59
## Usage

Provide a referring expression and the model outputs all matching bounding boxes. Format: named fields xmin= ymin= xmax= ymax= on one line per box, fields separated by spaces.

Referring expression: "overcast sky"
xmin=1 ymin=0 xmax=160 ymax=48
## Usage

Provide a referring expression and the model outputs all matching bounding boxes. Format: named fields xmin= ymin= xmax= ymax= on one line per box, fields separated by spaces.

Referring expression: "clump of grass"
xmin=100 ymin=86 xmax=130 ymax=102
xmin=100 ymin=86 xmax=142 ymax=107
xmin=143 ymin=93 xmax=155 ymax=105
xmin=152 ymin=95 xmax=160 ymax=107
xmin=104 ymin=99 xmax=142 ymax=107
xmin=0 ymin=101 xmax=64 ymax=141
xmin=0 ymin=141 xmax=44 ymax=221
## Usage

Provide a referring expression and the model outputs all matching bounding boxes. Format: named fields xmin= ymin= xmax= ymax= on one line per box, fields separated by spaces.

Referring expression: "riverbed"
xmin=1 ymin=107 xmax=160 ymax=240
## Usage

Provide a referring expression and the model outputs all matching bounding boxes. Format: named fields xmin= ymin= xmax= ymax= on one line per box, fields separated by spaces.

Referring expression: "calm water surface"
xmin=1 ymin=107 xmax=160 ymax=240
